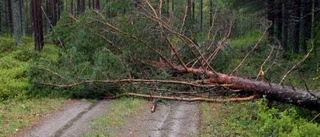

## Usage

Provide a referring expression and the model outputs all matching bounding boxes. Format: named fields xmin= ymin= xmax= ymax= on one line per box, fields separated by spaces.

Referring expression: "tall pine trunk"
xmin=301 ymin=0 xmax=312 ymax=54
xmin=0 ymin=1 xmax=2 ymax=36
xmin=7 ymin=0 xmax=13 ymax=36
xmin=267 ymin=0 xmax=275 ymax=40
xmin=96 ymin=0 xmax=100 ymax=10
xmin=290 ymin=0 xmax=301 ymax=53
xmin=275 ymin=0 xmax=282 ymax=40
xmin=31 ymin=0 xmax=44 ymax=51
xmin=12 ymin=0 xmax=23 ymax=46
xmin=281 ymin=0 xmax=289 ymax=52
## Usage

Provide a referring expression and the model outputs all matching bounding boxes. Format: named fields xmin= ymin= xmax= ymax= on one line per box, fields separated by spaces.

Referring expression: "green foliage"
xmin=201 ymin=99 xmax=320 ymax=136
xmin=0 ymin=37 xmax=37 ymax=100
xmin=227 ymin=99 xmax=320 ymax=136
xmin=31 ymin=11 xmax=137 ymax=98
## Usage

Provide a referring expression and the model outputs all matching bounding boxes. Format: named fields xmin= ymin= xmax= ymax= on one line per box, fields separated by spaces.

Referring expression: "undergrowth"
xmin=201 ymin=99 xmax=320 ymax=137
xmin=0 ymin=36 xmax=67 ymax=137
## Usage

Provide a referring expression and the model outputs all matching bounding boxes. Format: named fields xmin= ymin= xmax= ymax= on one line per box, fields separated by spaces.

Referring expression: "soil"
xmin=15 ymin=100 xmax=200 ymax=137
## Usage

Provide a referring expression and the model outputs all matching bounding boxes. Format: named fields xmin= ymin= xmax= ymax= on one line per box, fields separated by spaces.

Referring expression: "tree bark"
xmin=281 ymin=0 xmax=289 ymax=51
xmin=301 ymin=0 xmax=312 ymax=54
xmin=275 ymin=0 xmax=282 ymax=40
xmin=170 ymin=66 xmax=320 ymax=110
xmin=95 ymin=0 xmax=100 ymax=10
xmin=290 ymin=0 xmax=301 ymax=53
xmin=31 ymin=0 xmax=44 ymax=51
xmin=12 ymin=0 xmax=23 ymax=46
xmin=0 ymin=0 xmax=2 ymax=36
xmin=267 ymin=0 xmax=275 ymax=40
xmin=7 ymin=0 xmax=13 ymax=36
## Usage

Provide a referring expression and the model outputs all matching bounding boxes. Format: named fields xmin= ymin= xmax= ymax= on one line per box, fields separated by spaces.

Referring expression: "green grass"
xmin=200 ymin=100 xmax=320 ymax=137
xmin=83 ymin=98 xmax=146 ymax=137
xmin=0 ymin=98 xmax=66 ymax=137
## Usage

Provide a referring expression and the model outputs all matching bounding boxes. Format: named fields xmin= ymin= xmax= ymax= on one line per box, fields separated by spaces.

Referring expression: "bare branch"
xmin=279 ymin=40 xmax=314 ymax=84
xmin=107 ymin=92 xmax=258 ymax=102
xmin=230 ymin=24 xmax=271 ymax=76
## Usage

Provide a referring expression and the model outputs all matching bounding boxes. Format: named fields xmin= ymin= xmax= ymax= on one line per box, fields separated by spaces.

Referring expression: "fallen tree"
xmin=40 ymin=64 xmax=320 ymax=110
xmin=36 ymin=0 xmax=319 ymax=111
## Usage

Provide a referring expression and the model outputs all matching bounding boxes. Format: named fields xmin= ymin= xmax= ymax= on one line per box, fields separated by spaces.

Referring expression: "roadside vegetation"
xmin=0 ymin=37 xmax=67 ymax=137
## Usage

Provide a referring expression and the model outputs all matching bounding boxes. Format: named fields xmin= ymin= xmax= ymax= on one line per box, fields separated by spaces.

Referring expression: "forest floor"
xmin=14 ymin=99 xmax=207 ymax=137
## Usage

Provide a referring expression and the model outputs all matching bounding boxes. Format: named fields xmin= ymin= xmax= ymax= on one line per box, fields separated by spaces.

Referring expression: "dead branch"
xmin=40 ymin=78 xmax=230 ymax=88
xmin=106 ymin=92 xmax=258 ymax=102
xmin=230 ymin=24 xmax=270 ymax=76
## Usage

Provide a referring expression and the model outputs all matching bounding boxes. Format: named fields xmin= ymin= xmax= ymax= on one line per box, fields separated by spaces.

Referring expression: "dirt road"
xmin=16 ymin=100 xmax=200 ymax=137
xmin=116 ymin=101 xmax=199 ymax=137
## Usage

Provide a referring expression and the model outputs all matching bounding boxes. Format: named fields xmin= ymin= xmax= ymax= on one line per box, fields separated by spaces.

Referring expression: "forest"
xmin=0 ymin=0 xmax=320 ymax=136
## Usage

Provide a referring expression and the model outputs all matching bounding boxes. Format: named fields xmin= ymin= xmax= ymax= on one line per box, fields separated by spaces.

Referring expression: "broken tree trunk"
xmin=171 ymin=65 xmax=320 ymax=110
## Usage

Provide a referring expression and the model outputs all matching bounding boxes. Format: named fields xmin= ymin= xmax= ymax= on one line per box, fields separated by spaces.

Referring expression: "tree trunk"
xmin=81 ymin=0 xmax=85 ymax=13
xmin=7 ymin=0 xmax=13 ymax=36
xmin=0 ymin=1 xmax=2 ymax=36
xmin=281 ymin=0 xmax=289 ymax=52
xmin=267 ymin=0 xmax=275 ymax=40
xmin=313 ymin=0 xmax=320 ymax=57
xmin=209 ymin=0 xmax=213 ymax=26
xmin=12 ymin=0 xmax=23 ymax=46
xmin=19 ymin=0 xmax=25 ymax=35
xmin=170 ymin=66 xmax=320 ymax=110
xmin=172 ymin=0 xmax=174 ymax=12
xmin=200 ymin=0 xmax=203 ymax=30
xmin=77 ymin=0 xmax=81 ymax=15
xmin=31 ymin=0 xmax=44 ymax=51
xmin=275 ymin=0 xmax=282 ymax=40
xmin=88 ymin=0 xmax=91 ymax=9
xmin=290 ymin=0 xmax=301 ymax=53
xmin=301 ymin=0 xmax=312 ymax=54
xmin=95 ymin=0 xmax=100 ymax=10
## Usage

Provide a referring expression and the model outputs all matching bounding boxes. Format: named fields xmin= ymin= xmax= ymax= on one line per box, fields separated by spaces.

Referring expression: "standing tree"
xmin=301 ymin=0 xmax=312 ymax=54
xmin=6 ymin=0 xmax=13 ymax=36
xmin=0 ymin=0 xmax=2 ymax=36
xmin=31 ymin=0 xmax=44 ymax=51
xmin=11 ymin=0 xmax=24 ymax=46
xmin=96 ymin=0 xmax=100 ymax=10
xmin=290 ymin=0 xmax=301 ymax=53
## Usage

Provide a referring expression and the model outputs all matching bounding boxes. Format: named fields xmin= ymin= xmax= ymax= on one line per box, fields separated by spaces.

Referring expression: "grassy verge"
xmin=200 ymin=100 xmax=320 ymax=137
xmin=83 ymin=98 xmax=146 ymax=137
xmin=0 ymin=98 xmax=66 ymax=136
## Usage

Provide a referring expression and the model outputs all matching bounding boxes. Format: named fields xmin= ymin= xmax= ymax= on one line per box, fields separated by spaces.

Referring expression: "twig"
xmin=39 ymin=67 xmax=67 ymax=81
xmin=255 ymin=45 xmax=275 ymax=80
xmin=265 ymin=43 xmax=281 ymax=73
xmin=205 ymin=19 xmax=234 ymax=70
xmin=165 ymin=36 xmax=188 ymax=70
xmin=310 ymin=112 xmax=320 ymax=123
xmin=279 ymin=40 xmax=314 ymax=84
xmin=180 ymin=6 xmax=188 ymax=33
